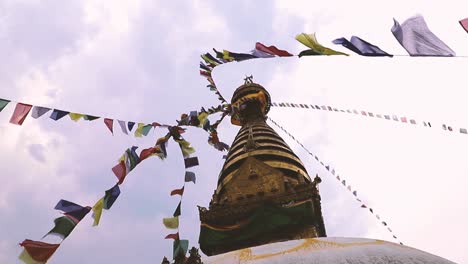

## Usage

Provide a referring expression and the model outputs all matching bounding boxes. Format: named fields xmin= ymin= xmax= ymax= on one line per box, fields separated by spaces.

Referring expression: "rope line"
xmin=268 ymin=117 xmax=404 ymax=245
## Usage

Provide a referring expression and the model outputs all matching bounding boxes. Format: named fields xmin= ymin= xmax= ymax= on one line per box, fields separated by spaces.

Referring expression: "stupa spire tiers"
xmin=198 ymin=79 xmax=326 ymax=256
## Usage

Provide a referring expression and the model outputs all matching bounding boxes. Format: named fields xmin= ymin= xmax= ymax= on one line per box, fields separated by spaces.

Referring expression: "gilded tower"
xmin=198 ymin=80 xmax=326 ymax=256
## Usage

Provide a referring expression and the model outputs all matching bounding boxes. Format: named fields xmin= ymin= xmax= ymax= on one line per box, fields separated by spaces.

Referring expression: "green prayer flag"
xmin=45 ymin=216 xmax=76 ymax=239
xmin=141 ymin=124 xmax=152 ymax=136
xmin=173 ymin=239 xmax=189 ymax=259
xmin=0 ymin=98 xmax=10 ymax=112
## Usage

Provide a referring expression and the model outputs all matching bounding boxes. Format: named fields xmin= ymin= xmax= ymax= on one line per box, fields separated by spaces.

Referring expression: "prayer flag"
xmin=255 ymin=42 xmax=293 ymax=57
xmin=10 ymin=103 xmax=32 ymax=125
xmin=170 ymin=186 xmax=185 ymax=196
xmin=19 ymin=239 xmax=60 ymax=263
xmin=44 ymin=216 xmax=77 ymax=239
xmin=460 ymin=128 xmax=467 ymax=134
xmin=0 ymin=98 xmax=10 ymax=112
xmin=104 ymin=184 xmax=120 ymax=209
xmin=165 ymin=232 xmax=179 ymax=240
xmin=173 ymin=239 xmax=189 ymax=259
xmin=50 ymin=109 xmax=69 ymax=121
xmin=184 ymin=171 xmax=196 ymax=184
xmin=173 ymin=202 xmax=181 ymax=217
xmin=296 ymin=33 xmax=348 ymax=56
xmin=91 ymin=198 xmax=104 ymax=226
xmin=31 ymin=106 xmax=50 ymax=119
xmin=184 ymin=157 xmax=199 ymax=168
xmin=92 ymin=184 xmax=120 ymax=226
xmin=127 ymin=122 xmax=135 ymax=131
xmin=400 ymin=117 xmax=407 ymax=123
xmin=54 ymin=200 xmax=91 ymax=222
xmin=112 ymin=160 xmax=127 ymax=184
xmin=69 ymin=113 xmax=84 ymax=121
xmin=391 ymin=16 xmax=455 ymax=56
xmin=104 ymin=118 xmax=113 ymax=134
xmin=361 ymin=204 xmax=367 ymax=208
xmin=382 ymin=221 xmax=388 ymax=226
xmin=135 ymin=123 xmax=145 ymax=137
xmin=118 ymin=120 xmax=128 ymax=135
xmin=410 ymin=119 xmax=416 ymax=124
xmin=353 ymin=190 xmax=357 ymax=196
xmin=222 ymin=50 xmax=257 ymax=61
xmin=250 ymin=48 xmax=275 ymax=58
xmin=199 ymin=62 xmax=211 ymax=71
xmin=177 ymin=139 xmax=195 ymax=158
xmin=141 ymin=124 xmax=153 ymax=136
xmin=460 ymin=18 xmax=468 ymax=33
xmin=163 ymin=216 xmax=179 ymax=229
xmin=369 ymin=208 xmax=374 ymax=213
xmin=83 ymin=115 xmax=99 ymax=121
xmin=333 ymin=36 xmax=392 ymax=56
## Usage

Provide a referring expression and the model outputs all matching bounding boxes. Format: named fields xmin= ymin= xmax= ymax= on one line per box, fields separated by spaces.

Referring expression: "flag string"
xmin=271 ymin=102 xmax=468 ymax=136
xmin=267 ymin=117 xmax=404 ymax=245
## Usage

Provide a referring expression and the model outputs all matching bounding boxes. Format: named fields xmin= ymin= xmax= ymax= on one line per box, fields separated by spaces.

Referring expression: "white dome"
xmin=203 ymin=237 xmax=454 ymax=264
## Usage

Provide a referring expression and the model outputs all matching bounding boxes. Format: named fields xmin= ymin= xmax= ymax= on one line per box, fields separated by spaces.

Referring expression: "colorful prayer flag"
xmin=44 ymin=216 xmax=77 ymax=239
xmin=460 ymin=18 xmax=468 ymax=33
xmin=173 ymin=239 xmax=189 ymax=259
xmin=104 ymin=118 xmax=113 ymax=134
xmin=176 ymin=139 xmax=195 ymax=158
xmin=91 ymin=198 xmax=104 ymax=226
xmin=250 ymin=48 xmax=275 ymax=58
xmin=9 ymin=103 xmax=32 ymax=125
xmin=50 ymin=109 xmax=69 ymax=121
xmin=391 ymin=16 xmax=455 ymax=56
xmin=118 ymin=120 xmax=128 ymax=135
xmin=296 ymin=33 xmax=348 ymax=56
xmin=83 ymin=115 xmax=99 ymax=121
xmin=112 ymin=160 xmax=127 ymax=184
xmin=255 ymin=42 xmax=293 ymax=57
xmin=184 ymin=171 xmax=196 ymax=184
xmin=173 ymin=202 xmax=181 ymax=217
xmin=0 ymin=98 xmax=10 ymax=112
xmin=141 ymin=124 xmax=153 ymax=136
xmin=127 ymin=122 xmax=135 ymax=131
xmin=54 ymin=200 xmax=91 ymax=222
xmin=165 ymin=232 xmax=179 ymax=240
xmin=69 ymin=113 xmax=84 ymax=121
xmin=163 ymin=216 xmax=179 ymax=229
xmin=333 ymin=36 xmax=392 ymax=57
xmin=31 ymin=106 xmax=51 ymax=119
xmin=184 ymin=157 xmax=199 ymax=168
xmin=104 ymin=184 xmax=120 ymax=209
xmin=19 ymin=239 xmax=60 ymax=264
xmin=222 ymin=49 xmax=257 ymax=61
xmin=135 ymin=123 xmax=145 ymax=137
xmin=170 ymin=187 xmax=185 ymax=196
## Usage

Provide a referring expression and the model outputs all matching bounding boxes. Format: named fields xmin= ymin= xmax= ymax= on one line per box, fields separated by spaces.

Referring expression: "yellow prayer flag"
xmin=176 ymin=139 xmax=195 ymax=158
xmin=163 ymin=216 xmax=179 ymax=229
xmin=69 ymin=113 xmax=85 ymax=121
xmin=222 ymin=50 xmax=235 ymax=61
xmin=92 ymin=198 xmax=104 ymax=226
xmin=134 ymin=123 xmax=145 ymax=137
xmin=295 ymin=33 xmax=348 ymax=56
xmin=197 ymin=112 xmax=209 ymax=127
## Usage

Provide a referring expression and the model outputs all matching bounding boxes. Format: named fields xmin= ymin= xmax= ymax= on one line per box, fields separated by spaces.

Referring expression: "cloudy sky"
xmin=1 ymin=0 xmax=467 ymax=263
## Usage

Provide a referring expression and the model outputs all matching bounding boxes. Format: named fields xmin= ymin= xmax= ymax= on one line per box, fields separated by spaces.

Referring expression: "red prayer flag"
xmin=255 ymin=42 xmax=293 ymax=57
xmin=152 ymin=122 xmax=161 ymax=127
xmin=9 ymin=103 xmax=32 ymax=125
xmin=460 ymin=18 xmax=468 ymax=33
xmin=20 ymin=239 xmax=60 ymax=262
xmin=400 ymin=117 xmax=407 ymax=123
xmin=139 ymin=147 xmax=157 ymax=161
xmin=165 ymin=232 xmax=179 ymax=240
xmin=112 ymin=161 xmax=126 ymax=184
xmin=104 ymin=118 xmax=113 ymax=134
xmin=170 ymin=186 xmax=184 ymax=196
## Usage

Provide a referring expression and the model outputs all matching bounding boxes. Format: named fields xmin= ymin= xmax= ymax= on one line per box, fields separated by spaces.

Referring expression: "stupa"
xmin=165 ymin=79 xmax=455 ymax=264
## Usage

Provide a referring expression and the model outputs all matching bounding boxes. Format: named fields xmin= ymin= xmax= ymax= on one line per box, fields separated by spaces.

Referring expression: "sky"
xmin=0 ymin=0 xmax=467 ymax=263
